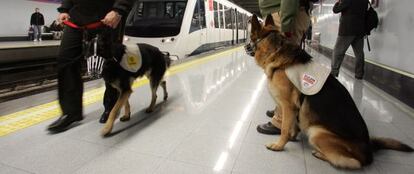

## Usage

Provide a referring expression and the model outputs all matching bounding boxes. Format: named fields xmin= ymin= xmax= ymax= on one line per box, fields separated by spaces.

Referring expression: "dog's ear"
xmin=264 ymin=14 xmax=275 ymax=27
xmin=250 ymin=14 xmax=262 ymax=39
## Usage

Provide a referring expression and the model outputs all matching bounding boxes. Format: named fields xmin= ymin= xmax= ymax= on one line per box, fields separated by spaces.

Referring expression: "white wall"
xmin=312 ymin=0 xmax=414 ymax=75
xmin=0 ymin=0 xmax=60 ymax=36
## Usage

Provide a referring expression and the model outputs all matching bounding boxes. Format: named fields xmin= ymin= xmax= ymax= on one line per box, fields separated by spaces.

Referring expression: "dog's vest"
xmin=120 ymin=44 xmax=142 ymax=72
xmin=285 ymin=60 xmax=331 ymax=95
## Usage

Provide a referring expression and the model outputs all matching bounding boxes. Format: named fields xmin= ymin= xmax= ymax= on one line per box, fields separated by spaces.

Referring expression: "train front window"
xmin=125 ymin=1 xmax=187 ymax=37
xmin=189 ymin=0 xmax=206 ymax=33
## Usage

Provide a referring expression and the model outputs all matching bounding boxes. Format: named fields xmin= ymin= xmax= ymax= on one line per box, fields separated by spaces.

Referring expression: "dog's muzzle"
xmin=86 ymin=55 xmax=105 ymax=79
xmin=244 ymin=42 xmax=255 ymax=57
xmin=85 ymin=36 xmax=105 ymax=79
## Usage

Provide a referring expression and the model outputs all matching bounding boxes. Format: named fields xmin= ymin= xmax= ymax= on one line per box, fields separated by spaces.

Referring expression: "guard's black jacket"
xmin=58 ymin=0 xmax=135 ymax=26
xmin=30 ymin=12 xmax=45 ymax=25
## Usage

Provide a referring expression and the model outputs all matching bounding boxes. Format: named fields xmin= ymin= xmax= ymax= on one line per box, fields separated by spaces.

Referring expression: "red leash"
xmin=62 ymin=20 xmax=105 ymax=30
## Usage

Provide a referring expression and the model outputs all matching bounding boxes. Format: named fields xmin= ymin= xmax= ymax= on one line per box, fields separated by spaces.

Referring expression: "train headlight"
xmin=161 ymin=37 xmax=175 ymax=43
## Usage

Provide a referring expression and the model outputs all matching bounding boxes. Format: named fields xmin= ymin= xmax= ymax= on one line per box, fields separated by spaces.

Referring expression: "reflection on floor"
xmin=0 ymin=48 xmax=413 ymax=174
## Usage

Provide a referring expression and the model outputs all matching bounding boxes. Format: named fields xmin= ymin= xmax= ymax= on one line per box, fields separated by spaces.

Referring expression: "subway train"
xmin=124 ymin=0 xmax=252 ymax=59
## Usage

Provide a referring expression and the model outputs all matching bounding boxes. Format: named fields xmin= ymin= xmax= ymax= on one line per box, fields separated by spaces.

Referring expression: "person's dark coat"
xmin=30 ymin=12 xmax=45 ymax=25
xmin=333 ymin=0 xmax=368 ymax=36
xmin=57 ymin=0 xmax=134 ymax=26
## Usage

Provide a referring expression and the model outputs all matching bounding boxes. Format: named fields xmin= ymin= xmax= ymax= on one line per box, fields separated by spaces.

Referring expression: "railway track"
xmin=0 ymin=58 xmax=94 ymax=102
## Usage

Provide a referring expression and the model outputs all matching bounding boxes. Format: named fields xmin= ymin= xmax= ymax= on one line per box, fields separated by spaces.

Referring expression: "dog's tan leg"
xmin=101 ymin=90 xmax=131 ymax=136
xmin=312 ymin=150 xmax=328 ymax=161
xmin=145 ymin=85 xmax=158 ymax=113
xmin=161 ymin=80 xmax=168 ymax=101
xmin=272 ymin=105 xmax=282 ymax=129
xmin=289 ymin=123 xmax=300 ymax=141
xmin=266 ymin=103 xmax=296 ymax=151
xmin=308 ymin=127 xmax=362 ymax=169
xmin=120 ymin=99 xmax=131 ymax=122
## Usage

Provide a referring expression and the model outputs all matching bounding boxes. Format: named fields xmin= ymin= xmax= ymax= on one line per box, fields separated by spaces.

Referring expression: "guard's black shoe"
xmin=99 ymin=111 xmax=120 ymax=123
xmin=257 ymin=122 xmax=281 ymax=135
xmin=266 ymin=110 xmax=275 ymax=118
xmin=99 ymin=111 xmax=109 ymax=124
xmin=355 ymin=75 xmax=363 ymax=80
xmin=47 ymin=115 xmax=83 ymax=133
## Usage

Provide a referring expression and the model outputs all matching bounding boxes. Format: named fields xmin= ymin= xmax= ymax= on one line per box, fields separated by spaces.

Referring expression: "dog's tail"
xmin=370 ymin=137 xmax=414 ymax=152
xmin=161 ymin=51 xmax=172 ymax=68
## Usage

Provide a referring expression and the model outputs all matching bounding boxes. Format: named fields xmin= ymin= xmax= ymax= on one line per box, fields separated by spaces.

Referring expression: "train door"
xmin=235 ymin=9 xmax=238 ymax=44
xmin=219 ymin=3 xmax=225 ymax=44
xmin=231 ymin=8 xmax=234 ymax=45
xmin=198 ymin=0 xmax=207 ymax=45
xmin=189 ymin=0 xmax=207 ymax=51
xmin=213 ymin=1 xmax=220 ymax=43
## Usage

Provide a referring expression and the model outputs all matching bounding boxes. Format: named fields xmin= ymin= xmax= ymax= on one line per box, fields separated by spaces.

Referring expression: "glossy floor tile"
xmin=0 ymin=48 xmax=413 ymax=174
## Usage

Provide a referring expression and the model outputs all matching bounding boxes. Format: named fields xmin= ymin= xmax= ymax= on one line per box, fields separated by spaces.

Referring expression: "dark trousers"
xmin=57 ymin=26 xmax=84 ymax=116
xmin=102 ymin=19 xmax=126 ymax=113
xmin=331 ymin=35 xmax=365 ymax=77
xmin=103 ymin=82 xmax=118 ymax=112
xmin=57 ymin=26 xmax=121 ymax=117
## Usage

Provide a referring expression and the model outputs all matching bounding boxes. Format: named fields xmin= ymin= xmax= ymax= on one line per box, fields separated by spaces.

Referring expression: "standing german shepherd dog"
xmin=248 ymin=14 xmax=413 ymax=169
xmin=85 ymin=29 xmax=171 ymax=136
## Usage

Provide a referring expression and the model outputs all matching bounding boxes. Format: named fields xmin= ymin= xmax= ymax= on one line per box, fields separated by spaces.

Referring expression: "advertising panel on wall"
xmin=0 ymin=0 xmax=60 ymax=36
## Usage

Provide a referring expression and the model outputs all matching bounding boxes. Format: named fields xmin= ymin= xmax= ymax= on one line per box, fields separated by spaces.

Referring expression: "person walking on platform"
xmin=255 ymin=0 xmax=311 ymax=135
xmin=30 ymin=8 xmax=45 ymax=41
xmin=47 ymin=0 xmax=134 ymax=133
xmin=331 ymin=0 xmax=368 ymax=79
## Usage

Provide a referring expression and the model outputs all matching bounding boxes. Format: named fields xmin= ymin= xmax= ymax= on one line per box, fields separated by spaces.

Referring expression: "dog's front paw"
xmin=266 ymin=142 xmax=284 ymax=151
xmin=120 ymin=114 xmax=130 ymax=122
xmin=101 ymin=125 xmax=113 ymax=137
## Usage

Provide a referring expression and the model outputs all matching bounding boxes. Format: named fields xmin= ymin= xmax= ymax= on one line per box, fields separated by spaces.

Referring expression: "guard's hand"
xmin=284 ymin=32 xmax=293 ymax=38
xmin=57 ymin=13 xmax=70 ymax=24
xmin=101 ymin=11 xmax=122 ymax=28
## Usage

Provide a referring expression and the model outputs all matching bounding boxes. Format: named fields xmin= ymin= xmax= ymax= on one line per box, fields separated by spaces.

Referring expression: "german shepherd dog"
xmin=248 ymin=14 xmax=413 ymax=169
xmin=84 ymin=30 xmax=171 ymax=136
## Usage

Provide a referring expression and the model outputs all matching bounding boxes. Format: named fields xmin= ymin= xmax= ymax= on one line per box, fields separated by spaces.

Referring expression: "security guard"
xmin=48 ymin=0 xmax=135 ymax=132
xmin=256 ymin=0 xmax=311 ymax=135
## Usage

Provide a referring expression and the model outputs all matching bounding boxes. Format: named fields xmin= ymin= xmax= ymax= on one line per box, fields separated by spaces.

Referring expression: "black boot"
xmin=99 ymin=110 xmax=120 ymax=123
xmin=99 ymin=111 xmax=109 ymax=124
xmin=257 ymin=122 xmax=281 ymax=135
xmin=47 ymin=115 xmax=83 ymax=133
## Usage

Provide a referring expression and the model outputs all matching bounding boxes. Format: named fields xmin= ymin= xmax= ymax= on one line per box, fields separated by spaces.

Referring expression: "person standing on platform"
xmin=30 ymin=8 xmax=45 ymax=41
xmin=256 ymin=0 xmax=311 ymax=135
xmin=47 ymin=0 xmax=134 ymax=133
xmin=331 ymin=0 xmax=368 ymax=79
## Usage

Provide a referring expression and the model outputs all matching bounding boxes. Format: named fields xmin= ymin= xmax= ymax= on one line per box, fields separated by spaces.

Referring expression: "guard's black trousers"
xmin=57 ymin=26 xmax=120 ymax=117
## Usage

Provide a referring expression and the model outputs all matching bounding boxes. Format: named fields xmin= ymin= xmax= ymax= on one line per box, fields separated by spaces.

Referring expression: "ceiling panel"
xmin=229 ymin=0 xmax=261 ymax=17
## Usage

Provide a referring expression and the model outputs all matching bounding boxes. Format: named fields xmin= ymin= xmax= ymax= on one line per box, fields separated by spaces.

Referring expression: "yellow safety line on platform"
xmin=0 ymin=47 xmax=242 ymax=137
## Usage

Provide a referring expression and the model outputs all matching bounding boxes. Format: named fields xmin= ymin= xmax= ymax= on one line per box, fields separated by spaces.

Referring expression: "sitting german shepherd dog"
xmin=248 ymin=14 xmax=413 ymax=169
xmin=85 ymin=30 xmax=171 ymax=136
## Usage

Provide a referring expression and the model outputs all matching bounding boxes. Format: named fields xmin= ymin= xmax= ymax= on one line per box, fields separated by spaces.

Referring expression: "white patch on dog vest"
xmin=285 ymin=60 xmax=330 ymax=95
xmin=120 ymin=44 xmax=142 ymax=72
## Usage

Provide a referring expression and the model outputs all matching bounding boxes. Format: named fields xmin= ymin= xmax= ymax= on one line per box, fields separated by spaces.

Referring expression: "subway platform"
xmin=0 ymin=47 xmax=413 ymax=174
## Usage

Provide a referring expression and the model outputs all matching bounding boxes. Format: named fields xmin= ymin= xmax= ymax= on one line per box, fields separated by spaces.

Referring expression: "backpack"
xmin=365 ymin=2 xmax=379 ymax=36
xmin=301 ymin=0 xmax=319 ymax=14
xmin=364 ymin=2 xmax=379 ymax=51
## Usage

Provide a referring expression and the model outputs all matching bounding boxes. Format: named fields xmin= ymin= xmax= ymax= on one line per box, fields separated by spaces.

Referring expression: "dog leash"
xmin=62 ymin=20 xmax=105 ymax=30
